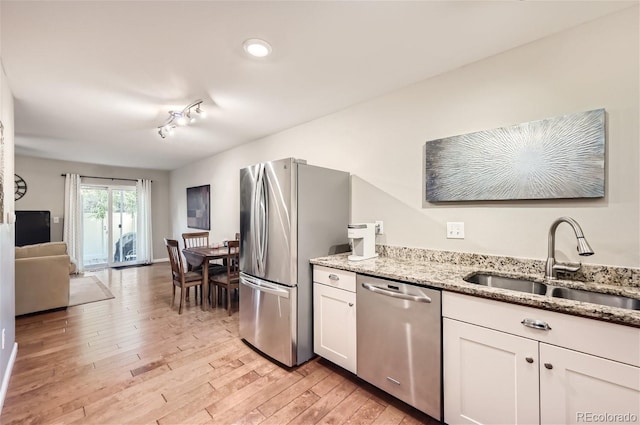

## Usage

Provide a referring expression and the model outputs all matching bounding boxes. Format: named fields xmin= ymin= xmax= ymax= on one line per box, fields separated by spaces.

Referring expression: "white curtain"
xmin=136 ymin=179 xmax=153 ymax=264
xmin=63 ymin=173 xmax=83 ymax=273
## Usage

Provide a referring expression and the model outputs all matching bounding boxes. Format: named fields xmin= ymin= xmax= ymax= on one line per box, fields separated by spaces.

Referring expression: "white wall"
xmin=14 ymin=156 xmax=171 ymax=262
xmin=0 ymin=58 xmax=16 ymax=412
xmin=171 ymin=8 xmax=639 ymax=268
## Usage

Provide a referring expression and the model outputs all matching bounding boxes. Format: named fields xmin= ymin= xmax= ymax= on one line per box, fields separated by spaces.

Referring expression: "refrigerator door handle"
xmin=249 ymin=167 xmax=257 ymax=274
xmin=253 ymin=164 xmax=263 ymax=275
xmin=240 ymin=274 xmax=290 ymax=298
xmin=260 ymin=166 xmax=269 ymax=272
xmin=254 ymin=164 xmax=269 ymax=276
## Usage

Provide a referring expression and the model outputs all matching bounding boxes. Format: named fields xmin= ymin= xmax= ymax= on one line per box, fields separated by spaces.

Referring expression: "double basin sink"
xmin=465 ymin=273 xmax=640 ymax=311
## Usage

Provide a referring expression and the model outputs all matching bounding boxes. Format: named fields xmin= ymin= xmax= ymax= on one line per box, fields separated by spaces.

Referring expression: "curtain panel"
xmin=136 ymin=179 xmax=153 ymax=264
xmin=63 ymin=173 xmax=83 ymax=273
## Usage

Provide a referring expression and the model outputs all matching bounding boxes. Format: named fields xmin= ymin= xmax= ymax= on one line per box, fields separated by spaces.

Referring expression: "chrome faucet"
xmin=545 ymin=217 xmax=594 ymax=280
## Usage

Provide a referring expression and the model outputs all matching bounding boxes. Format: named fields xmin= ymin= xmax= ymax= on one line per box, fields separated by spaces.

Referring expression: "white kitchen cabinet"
xmin=313 ymin=265 xmax=357 ymax=373
xmin=443 ymin=318 xmax=539 ymax=425
xmin=443 ymin=292 xmax=640 ymax=425
xmin=540 ymin=343 xmax=640 ymax=425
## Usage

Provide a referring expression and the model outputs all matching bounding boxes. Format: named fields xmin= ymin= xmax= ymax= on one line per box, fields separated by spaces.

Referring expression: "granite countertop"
xmin=310 ymin=250 xmax=640 ymax=328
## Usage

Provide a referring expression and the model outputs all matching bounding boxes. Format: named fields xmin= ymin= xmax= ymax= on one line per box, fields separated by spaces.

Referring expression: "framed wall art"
xmin=424 ymin=108 xmax=605 ymax=202
xmin=186 ymin=184 xmax=210 ymax=230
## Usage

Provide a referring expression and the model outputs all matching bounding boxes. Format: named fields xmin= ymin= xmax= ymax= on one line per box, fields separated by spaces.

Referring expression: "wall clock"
xmin=15 ymin=174 xmax=27 ymax=201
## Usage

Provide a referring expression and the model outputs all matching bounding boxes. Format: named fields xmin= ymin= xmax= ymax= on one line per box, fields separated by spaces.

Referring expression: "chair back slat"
xmin=182 ymin=232 xmax=210 ymax=249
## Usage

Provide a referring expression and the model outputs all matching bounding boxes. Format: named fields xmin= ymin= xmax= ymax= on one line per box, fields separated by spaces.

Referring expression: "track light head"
xmin=157 ymin=99 xmax=205 ymax=138
xmin=195 ymin=104 xmax=207 ymax=119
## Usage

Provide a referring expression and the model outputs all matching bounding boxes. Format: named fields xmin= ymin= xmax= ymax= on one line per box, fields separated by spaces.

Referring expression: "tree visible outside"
xmin=83 ymin=188 xmax=137 ymax=220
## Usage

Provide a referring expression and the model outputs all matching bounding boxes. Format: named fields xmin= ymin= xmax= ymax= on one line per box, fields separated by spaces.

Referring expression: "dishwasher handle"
xmin=361 ymin=282 xmax=432 ymax=303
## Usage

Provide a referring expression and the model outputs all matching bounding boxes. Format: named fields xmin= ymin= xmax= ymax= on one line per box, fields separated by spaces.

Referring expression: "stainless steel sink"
xmin=464 ymin=273 xmax=547 ymax=295
xmin=550 ymin=287 xmax=640 ymax=311
xmin=464 ymin=272 xmax=640 ymax=311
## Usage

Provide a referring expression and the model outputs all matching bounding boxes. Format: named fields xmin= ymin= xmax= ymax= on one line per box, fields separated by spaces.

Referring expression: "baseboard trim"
xmin=0 ymin=342 xmax=18 ymax=416
xmin=152 ymin=257 xmax=169 ymax=264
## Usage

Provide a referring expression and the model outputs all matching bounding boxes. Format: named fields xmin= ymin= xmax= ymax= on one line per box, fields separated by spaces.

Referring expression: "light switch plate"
xmin=447 ymin=222 xmax=465 ymax=239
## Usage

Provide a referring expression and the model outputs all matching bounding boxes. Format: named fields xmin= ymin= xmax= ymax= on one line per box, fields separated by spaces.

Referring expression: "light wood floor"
xmin=2 ymin=263 xmax=438 ymax=425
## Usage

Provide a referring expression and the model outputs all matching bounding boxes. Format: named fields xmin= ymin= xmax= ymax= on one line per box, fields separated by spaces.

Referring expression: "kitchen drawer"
xmin=443 ymin=292 xmax=640 ymax=367
xmin=313 ymin=265 xmax=356 ymax=292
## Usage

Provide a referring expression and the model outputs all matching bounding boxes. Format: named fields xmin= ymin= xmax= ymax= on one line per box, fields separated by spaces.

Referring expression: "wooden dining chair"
xmin=232 ymin=232 xmax=240 ymax=267
xmin=182 ymin=231 xmax=224 ymax=300
xmin=165 ymin=238 xmax=204 ymax=314
xmin=209 ymin=240 xmax=240 ymax=315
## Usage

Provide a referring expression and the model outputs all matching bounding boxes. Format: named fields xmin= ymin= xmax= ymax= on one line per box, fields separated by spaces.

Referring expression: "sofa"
xmin=15 ymin=241 xmax=76 ymax=315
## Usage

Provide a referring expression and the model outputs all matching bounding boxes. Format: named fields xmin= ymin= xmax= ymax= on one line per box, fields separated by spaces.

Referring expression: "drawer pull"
xmin=328 ymin=274 xmax=339 ymax=281
xmin=348 ymin=303 xmax=354 ymax=307
xmin=386 ymin=376 xmax=401 ymax=385
xmin=521 ymin=318 xmax=552 ymax=331
xmin=544 ymin=363 xmax=553 ymax=370
xmin=525 ymin=357 xmax=534 ymax=364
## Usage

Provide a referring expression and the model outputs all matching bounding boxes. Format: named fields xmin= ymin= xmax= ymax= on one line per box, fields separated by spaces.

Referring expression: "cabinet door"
xmin=444 ymin=318 xmax=539 ymax=425
xmin=313 ymin=283 xmax=356 ymax=373
xmin=540 ymin=343 xmax=640 ymax=425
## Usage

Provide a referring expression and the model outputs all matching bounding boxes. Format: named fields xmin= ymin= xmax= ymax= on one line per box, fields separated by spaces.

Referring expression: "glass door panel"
xmin=81 ymin=186 xmax=109 ymax=267
xmin=81 ymin=185 xmax=138 ymax=269
xmin=110 ymin=188 xmax=137 ymax=266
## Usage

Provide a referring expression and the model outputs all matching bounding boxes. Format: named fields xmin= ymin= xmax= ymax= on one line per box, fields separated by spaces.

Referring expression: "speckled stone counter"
xmin=310 ymin=247 xmax=640 ymax=328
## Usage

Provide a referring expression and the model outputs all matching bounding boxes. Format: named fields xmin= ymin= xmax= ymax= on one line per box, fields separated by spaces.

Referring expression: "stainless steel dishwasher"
xmin=356 ymin=274 xmax=442 ymax=420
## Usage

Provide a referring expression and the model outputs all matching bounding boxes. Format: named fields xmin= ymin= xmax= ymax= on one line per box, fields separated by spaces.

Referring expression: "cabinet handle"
xmin=328 ymin=274 xmax=339 ymax=281
xmin=525 ymin=357 xmax=534 ymax=364
xmin=521 ymin=318 xmax=552 ymax=331
xmin=544 ymin=363 xmax=553 ymax=370
xmin=348 ymin=303 xmax=354 ymax=307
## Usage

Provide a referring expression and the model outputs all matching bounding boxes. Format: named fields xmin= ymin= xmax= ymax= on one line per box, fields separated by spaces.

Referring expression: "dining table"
xmin=182 ymin=245 xmax=240 ymax=311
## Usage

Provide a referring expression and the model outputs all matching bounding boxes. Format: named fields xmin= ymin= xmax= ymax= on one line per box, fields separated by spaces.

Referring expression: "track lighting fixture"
xmin=157 ymin=99 xmax=205 ymax=139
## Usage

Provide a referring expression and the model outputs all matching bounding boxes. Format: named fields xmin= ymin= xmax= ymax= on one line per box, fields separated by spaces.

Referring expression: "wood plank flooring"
xmin=2 ymin=263 xmax=439 ymax=425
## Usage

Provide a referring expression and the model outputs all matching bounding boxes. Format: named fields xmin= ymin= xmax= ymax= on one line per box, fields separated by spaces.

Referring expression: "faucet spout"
xmin=545 ymin=217 xmax=594 ymax=280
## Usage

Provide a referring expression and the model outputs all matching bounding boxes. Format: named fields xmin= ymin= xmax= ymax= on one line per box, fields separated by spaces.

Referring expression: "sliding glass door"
xmin=81 ymin=185 xmax=137 ymax=268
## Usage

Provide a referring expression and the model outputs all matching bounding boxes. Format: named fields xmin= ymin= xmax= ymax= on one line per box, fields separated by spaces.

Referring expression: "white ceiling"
xmin=1 ymin=1 xmax=635 ymax=171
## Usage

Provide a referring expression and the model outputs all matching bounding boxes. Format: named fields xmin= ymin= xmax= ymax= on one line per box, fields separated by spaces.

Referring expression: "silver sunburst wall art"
xmin=424 ymin=108 xmax=605 ymax=202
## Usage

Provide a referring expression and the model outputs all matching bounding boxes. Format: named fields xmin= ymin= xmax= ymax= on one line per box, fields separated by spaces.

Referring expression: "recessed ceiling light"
xmin=243 ymin=38 xmax=272 ymax=58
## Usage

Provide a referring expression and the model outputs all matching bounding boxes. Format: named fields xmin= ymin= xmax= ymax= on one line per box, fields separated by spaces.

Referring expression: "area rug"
xmin=68 ymin=275 xmax=115 ymax=307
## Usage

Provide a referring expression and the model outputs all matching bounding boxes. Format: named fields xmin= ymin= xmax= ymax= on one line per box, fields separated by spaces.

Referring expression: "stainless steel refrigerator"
xmin=239 ymin=158 xmax=349 ymax=367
